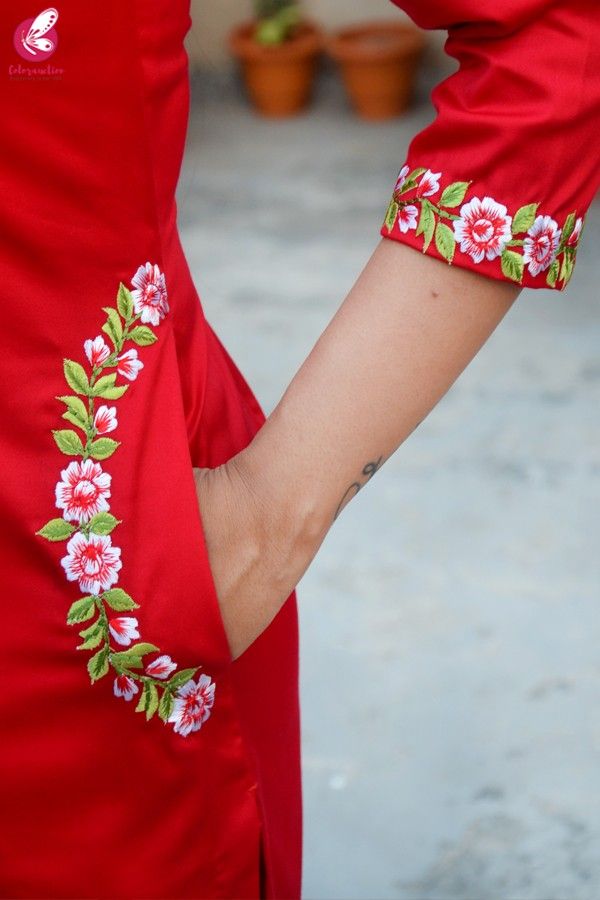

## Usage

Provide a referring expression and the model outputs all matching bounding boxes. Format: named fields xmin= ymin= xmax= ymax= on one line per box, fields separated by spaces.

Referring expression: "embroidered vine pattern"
xmin=384 ymin=166 xmax=583 ymax=289
xmin=36 ymin=263 xmax=215 ymax=737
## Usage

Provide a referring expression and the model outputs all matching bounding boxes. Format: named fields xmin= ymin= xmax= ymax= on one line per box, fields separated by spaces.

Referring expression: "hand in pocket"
xmin=193 ymin=452 xmax=307 ymax=660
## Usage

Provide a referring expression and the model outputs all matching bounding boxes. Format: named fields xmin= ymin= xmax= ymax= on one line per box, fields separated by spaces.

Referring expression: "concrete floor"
xmin=178 ymin=69 xmax=600 ymax=900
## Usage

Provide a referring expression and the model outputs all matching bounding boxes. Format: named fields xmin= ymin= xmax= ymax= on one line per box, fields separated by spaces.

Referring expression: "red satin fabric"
xmin=383 ymin=0 xmax=599 ymax=289
xmin=0 ymin=2 xmax=301 ymax=897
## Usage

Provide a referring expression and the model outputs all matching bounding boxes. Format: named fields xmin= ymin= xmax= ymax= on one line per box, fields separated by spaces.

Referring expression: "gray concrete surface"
xmin=178 ymin=69 xmax=600 ymax=900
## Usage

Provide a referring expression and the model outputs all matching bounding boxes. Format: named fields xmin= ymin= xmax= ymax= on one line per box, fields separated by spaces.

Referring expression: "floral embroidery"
xmin=383 ymin=166 xmax=584 ymax=289
xmin=36 ymin=263 xmax=216 ymax=735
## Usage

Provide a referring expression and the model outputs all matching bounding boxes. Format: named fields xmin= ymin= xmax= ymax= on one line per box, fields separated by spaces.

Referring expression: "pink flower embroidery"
xmin=453 ymin=196 xmax=512 ymax=263
xmin=117 ymin=348 xmax=144 ymax=381
xmin=145 ymin=654 xmax=177 ymax=680
xmin=397 ymin=204 xmax=419 ymax=233
xmin=131 ymin=262 xmax=169 ymax=327
xmin=567 ymin=216 xmax=583 ymax=247
xmin=108 ymin=617 xmax=140 ymax=647
xmin=523 ymin=215 xmax=561 ymax=276
xmin=394 ymin=165 xmax=410 ymax=192
xmin=61 ymin=532 xmax=122 ymax=594
xmin=84 ymin=336 xmax=111 ymax=368
xmin=417 ymin=169 xmax=441 ymax=198
xmin=113 ymin=674 xmax=139 ymax=702
xmin=94 ymin=405 xmax=117 ymax=435
xmin=168 ymin=674 xmax=216 ymax=736
xmin=55 ymin=459 xmax=111 ymax=524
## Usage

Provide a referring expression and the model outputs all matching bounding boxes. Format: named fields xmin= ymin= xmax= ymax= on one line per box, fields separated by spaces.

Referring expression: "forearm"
xmin=234 ymin=238 xmax=520 ymax=565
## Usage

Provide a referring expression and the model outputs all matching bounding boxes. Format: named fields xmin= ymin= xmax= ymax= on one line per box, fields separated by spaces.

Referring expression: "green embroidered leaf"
xmin=127 ymin=642 xmax=160 ymax=658
xmin=546 ymin=258 xmax=560 ymax=288
xmin=439 ymin=181 xmax=470 ymax=208
xmin=416 ymin=201 xmax=436 ymax=252
xmin=89 ymin=437 xmax=120 ymax=460
xmin=57 ymin=395 xmax=89 ymax=420
xmin=36 ymin=517 xmax=76 ymax=542
xmin=136 ymin=682 xmax=150 ymax=713
xmin=77 ymin=618 xmax=104 ymax=650
xmin=117 ymin=283 xmax=134 ymax=320
xmin=102 ymin=588 xmax=139 ymax=611
xmin=500 ymin=250 xmax=524 ymax=284
xmin=167 ymin=667 xmax=199 ymax=690
xmin=560 ymin=250 xmax=574 ymax=285
xmin=145 ymin=682 xmax=159 ymax=721
xmin=88 ymin=512 xmax=121 ymax=535
xmin=91 ymin=373 xmax=117 ymax=396
xmin=398 ymin=167 xmax=427 ymax=194
xmin=128 ymin=326 xmax=157 ymax=347
xmin=434 ymin=221 xmax=456 ymax=263
xmin=67 ymin=596 xmax=97 ymax=625
xmin=384 ymin=200 xmax=399 ymax=232
xmin=558 ymin=211 xmax=576 ymax=251
xmin=53 ymin=429 xmax=85 ymax=456
xmin=87 ymin=645 xmax=109 ymax=682
xmin=158 ymin=689 xmax=174 ymax=723
xmin=96 ymin=384 xmax=128 ymax=400
xmin=511 ymin=203 xmax=538 ymax=234
xmin=101 ymin=307 xmax=124 ymax=348
xmin=63 ymin=360 xmax=91 ymax=396
xmin=110 ymin=651 xmax=143 ymax=670
xmin=62 ymin=410 xmax=90 ymax=433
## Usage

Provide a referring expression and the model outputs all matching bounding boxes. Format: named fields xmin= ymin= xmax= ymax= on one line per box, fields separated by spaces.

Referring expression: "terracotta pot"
xmin=228 ymin=21 xmax=323 ymax=118
xmin=327 ymin=21 xmax=426 ymax=120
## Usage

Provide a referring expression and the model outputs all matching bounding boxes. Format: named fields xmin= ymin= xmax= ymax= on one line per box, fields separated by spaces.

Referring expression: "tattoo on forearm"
xmin=333 ymin=455 xmax=384 ymax=522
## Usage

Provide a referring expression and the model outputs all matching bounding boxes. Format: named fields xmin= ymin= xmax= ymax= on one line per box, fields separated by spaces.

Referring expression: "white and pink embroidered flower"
xmin=94 ymin=405 xmax=117 ymax=435
xmin=145 ymin=654 xmax=177 ymax=680
xmin=453 ymin=196 xmax=512 ymax=263
xmin=397 ymin=204 xmax=419 ymax=233
xmin=567 ymin=216 xmax=583 ymax=247
xmin=168 ymin=674 xmax=216 ymax=737
xmin=117 ymin=348 xmax=144 ymax=381
xmin=113 ymin=674 xmax=139 ymax=702
xmin=417 ymin=169 xmax=441 ymax=198
xmin=55 ymin=459 xmax=111 ymax=524
xmin=108 ymin=616 xmax=140 ymax=647
xmin=394 ymin=164 xmax=410 ymax=192
xmin=61 ymin=532 xmax=122 ymax=595
xmin=131 ymin=262 xmax=169 ymax=326
xmin=84 ymin=336 xmax=111 ymax=368
xmin=522 ymin=214 xmax=561 ymax=276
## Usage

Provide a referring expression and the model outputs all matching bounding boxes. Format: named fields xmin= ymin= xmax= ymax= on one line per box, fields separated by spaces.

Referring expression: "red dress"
xmin=1 ymin=1 xmax=597 ymax=898
xmin=1 ymin=2 xmax=300 ymax=898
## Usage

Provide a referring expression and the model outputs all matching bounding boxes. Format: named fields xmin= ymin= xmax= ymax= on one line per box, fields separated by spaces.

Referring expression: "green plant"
xmin=254 ymin=0 xmax=301 ymax=45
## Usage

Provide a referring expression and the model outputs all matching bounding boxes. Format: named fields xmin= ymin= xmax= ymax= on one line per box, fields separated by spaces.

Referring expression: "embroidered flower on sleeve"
xmin=37 ymin=263 xmax=216 ymax=736
xmin=61 ymin=532 xmax=122 ymax=594
xmin=522 ymin=214 xmax=562 ymax=276
xmin=453 ymin=196 xmax=512 ymax=263
xmin=55 ymin=459 xmax=112 ymax=524
xmin=397 ymin=204 xmax=419 ymax=233
xmin=117 ymin=348 xmax=144 ymax=381
xmin=131 ymin=262 xmax=169 ymax=326
xmin=168 ymin=675 xmax=216 ymax=737
xmin=417 ymin=169 xmax=441 ymax=198
xmin=384 ymin=164 xmax=584 ymax=289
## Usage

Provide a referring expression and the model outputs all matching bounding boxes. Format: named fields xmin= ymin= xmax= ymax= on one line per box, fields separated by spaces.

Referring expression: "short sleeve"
xmin=380 ymin=0 xmax=599 ymax=290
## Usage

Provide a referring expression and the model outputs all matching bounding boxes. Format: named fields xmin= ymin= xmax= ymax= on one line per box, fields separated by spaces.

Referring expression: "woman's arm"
xmin=195 ymin=237 xmax=520 ymax=659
